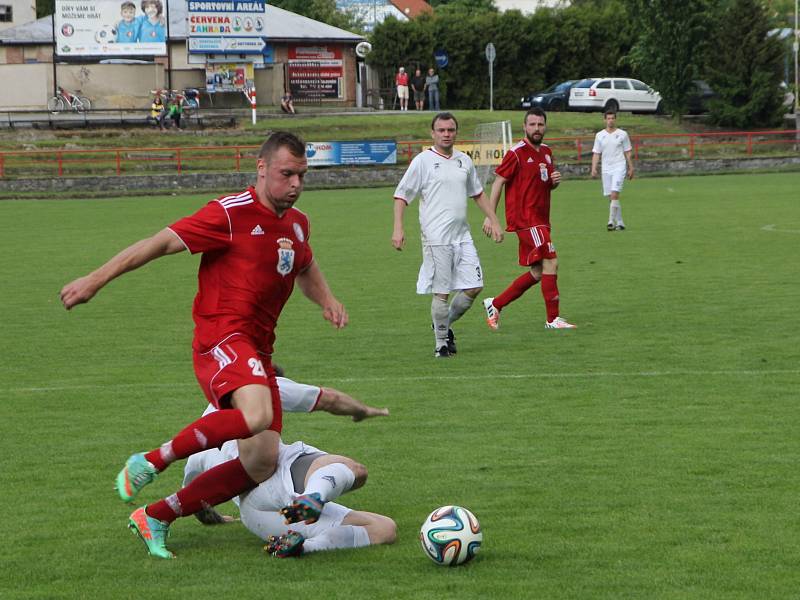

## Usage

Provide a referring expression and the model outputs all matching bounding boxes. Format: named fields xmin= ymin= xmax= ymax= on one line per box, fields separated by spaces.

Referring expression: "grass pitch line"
xmin=11 ymin=368 xmax=800 ymax=393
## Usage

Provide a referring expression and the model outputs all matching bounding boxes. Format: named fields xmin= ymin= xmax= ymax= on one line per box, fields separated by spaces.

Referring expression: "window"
xmin=596 ymin=80 xmax=611 ymax=89
xmin=575 ymin=78 xmax=596 ymax=88
xmin=631 ymin=80 xmax=650 ymax=91
xmin=0 ymin=5 xmax=11 ymax=21
xmin=613 ymin=80 xmax=631 ymax=90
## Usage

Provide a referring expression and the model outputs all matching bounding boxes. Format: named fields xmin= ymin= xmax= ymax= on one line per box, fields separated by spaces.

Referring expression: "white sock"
xmin=431 ymin=296 xmax=449 ymax=348
xmin=610 ymin=199 xmax=621 ymax=225
xmin=303 ymin=462 xmax=355 ymax=503
xmin=303 ymin=525 xmax=371 ymax=553
xmin=447 ymin=291 xmax=475 ymax=324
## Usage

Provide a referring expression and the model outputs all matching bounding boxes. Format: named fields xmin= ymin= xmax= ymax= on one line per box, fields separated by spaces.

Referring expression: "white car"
xmin=569 ymin=77 xmax=663 ymax=113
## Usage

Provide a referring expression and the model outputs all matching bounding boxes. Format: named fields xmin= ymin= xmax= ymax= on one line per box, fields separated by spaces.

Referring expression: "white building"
xmin=0 ymin=0 xmax=36 ymax=32
xmin=336 ymin=0 xmax=432 ymax=32
xmin=493 ymin=0 xmax=566 ymax=14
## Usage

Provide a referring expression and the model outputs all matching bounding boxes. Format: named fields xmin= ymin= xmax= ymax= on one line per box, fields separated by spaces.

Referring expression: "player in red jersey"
xmin=60 ymin=131 xmax=348 ymax=558
xmin=480 ymin=108 xmax=576 ymax=330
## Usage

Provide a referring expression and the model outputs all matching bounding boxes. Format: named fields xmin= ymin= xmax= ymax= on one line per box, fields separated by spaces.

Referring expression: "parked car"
xmin=519 ymin=80 xmax=578 ymax=111
xmin=569 ymin=77 xmax=663 ymax=113
xmin=687 ymin=80 xmax=716 ymax=115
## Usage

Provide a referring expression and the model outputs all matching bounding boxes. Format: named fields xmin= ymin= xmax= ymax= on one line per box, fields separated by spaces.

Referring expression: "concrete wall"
xmin=0 ymin=62 xmax=51 ymax=108
xmin=58 ymin=63 xmax=167 ymax=109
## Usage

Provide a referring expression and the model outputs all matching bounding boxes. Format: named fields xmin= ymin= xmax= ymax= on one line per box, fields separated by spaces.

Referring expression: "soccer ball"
xmin=94 ymin=25 xmax=117 ymax=44
xmin=419 ymin=505 xmax=482 ymax=566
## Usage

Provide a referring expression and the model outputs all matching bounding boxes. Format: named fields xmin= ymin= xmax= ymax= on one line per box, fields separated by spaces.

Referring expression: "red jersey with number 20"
xmin=495 ymin=139 xmax=557 ymax=231
xmin=168 ymin=187 xmax=313 ymax=355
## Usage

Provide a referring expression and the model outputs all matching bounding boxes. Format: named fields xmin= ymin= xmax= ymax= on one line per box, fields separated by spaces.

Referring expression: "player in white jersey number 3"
xmin=392 ymin=112 xmax=504 ymax=358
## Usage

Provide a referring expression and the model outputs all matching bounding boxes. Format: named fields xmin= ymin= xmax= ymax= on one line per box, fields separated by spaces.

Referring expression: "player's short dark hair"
xmin=603 ymin=109 xmax=617 ymax=117
xmin=431 ymin=112 xmax=458 ymax=130
xmin=525 ymin=107 xmax=547 ymax=123
xmin=259 ymin=131 xmax=306 ymax=162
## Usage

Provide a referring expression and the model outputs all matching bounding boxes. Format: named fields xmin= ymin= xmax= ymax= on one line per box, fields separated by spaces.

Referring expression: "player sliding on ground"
xmin=185 ymin=373 xmax=394 ymax=557
xmin=481 ymin=108 xmax=576 ymax=331
xmin=60 ymin=131 xmax=348 ymax=559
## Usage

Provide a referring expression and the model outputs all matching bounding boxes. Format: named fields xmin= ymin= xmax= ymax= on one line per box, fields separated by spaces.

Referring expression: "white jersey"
xmin=592 ymin=128 xmax=632 ymax=172
xmin=183 ymin=376 xmax=321 ymax=502
xmin=182 ymin=376 xmax=352 ymax=541
xmin=394 ymin=147 xmax=483 ymax=245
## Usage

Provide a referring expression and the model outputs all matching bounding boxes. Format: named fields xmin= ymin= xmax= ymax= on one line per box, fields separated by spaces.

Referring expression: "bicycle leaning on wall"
xmin=47 ymin=86 xmax=92 ymax=113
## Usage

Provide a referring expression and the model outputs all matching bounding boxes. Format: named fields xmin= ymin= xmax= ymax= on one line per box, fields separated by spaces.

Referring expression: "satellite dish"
xmin=355 ymin=41 xmax=372 ymax=58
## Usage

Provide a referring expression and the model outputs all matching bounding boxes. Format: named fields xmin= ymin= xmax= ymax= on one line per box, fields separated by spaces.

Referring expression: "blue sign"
xmin=434 ymin=49 xmax=449 ymax=69
xmin=306 ymin=140 xmax=397 ymax=167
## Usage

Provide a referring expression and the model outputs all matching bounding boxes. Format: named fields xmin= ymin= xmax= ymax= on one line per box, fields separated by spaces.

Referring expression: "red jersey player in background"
xmin=480 ymin=108 xmax=576 ymax=330
xmin=60 ymin=131 xmax=348 ymax=558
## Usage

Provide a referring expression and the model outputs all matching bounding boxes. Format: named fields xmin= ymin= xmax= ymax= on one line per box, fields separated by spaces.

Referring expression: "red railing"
xmin=397 ymin=129 xmax=800 ymax=165
xmin=0 ymin=130 xmax=797 ymax=179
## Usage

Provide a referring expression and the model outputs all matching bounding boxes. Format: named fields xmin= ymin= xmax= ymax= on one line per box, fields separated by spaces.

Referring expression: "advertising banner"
xmin=456 ymin=143 xmax=506 ymax=168
xmin=287 ymin=44 xmax=344 ymax=100
xmin=55 ymin=0 xmax=168 ymax=57
xmin=187 ymin=0 xmax=267 ymax=54
xmin=204 ymin=63 xmax=254 ymax=92
xmin=305 ymin=141 xmax=397 ymax=167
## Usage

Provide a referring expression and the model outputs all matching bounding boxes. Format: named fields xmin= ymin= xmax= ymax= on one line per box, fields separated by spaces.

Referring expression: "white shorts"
xmin=397 ymin=85 xmax=409 ymax=100
xmin=602 ymin=169 xmax=626 ymax=196
xmin=184 ymin=440 xmax=352 ymax=541
xmin=416 ymin=241 xmax=483 ymax=295
xmin=238 ymin=440 xmax=351 ymax=541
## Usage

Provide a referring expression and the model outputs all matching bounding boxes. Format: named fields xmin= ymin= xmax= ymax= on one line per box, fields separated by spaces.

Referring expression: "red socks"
xmin=541 ymin=274 xmax=560 ymax=322
xmin=144 ymin=409 xmax=252 ymax=472
xmin=493 ymin=271 xmax=540 ymax=310
xmin=146 ymin=457 xmax=256 ymax=523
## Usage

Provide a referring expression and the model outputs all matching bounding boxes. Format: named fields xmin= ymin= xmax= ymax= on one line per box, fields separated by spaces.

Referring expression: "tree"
xmin=626 ymin=0 xmax=712 ymax=118
xmin=704 ymin=0 xmax=786 ymax=128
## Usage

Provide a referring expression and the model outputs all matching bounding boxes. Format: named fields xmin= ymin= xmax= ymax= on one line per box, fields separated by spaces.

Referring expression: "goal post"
xmin=471 ymin=120 xmax=513 ymax=187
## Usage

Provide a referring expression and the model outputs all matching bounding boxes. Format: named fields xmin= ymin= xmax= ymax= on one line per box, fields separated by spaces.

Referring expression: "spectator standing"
xmin=395 ymin=66 xmax=409 ymax=111
xmin=425 ymin=68 xmax=440 ymax=111
xmin=411 ymin=68 xmax=426 ymax=111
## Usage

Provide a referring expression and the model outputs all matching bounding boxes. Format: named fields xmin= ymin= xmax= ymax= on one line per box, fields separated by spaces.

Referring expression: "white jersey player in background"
xmin=184 ymin=373 xmax=394 ymax=558
xmin=392 ymin=112 xmax=504 ymax=358
xmin=591 ymin=110 xmax=635 ymax=231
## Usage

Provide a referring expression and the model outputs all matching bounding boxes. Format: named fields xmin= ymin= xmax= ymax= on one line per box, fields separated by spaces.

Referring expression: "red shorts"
xmin=516 ymin=226 xmax=557 ymax=266
xmin=192 ymin=334 xmax=282 ymax=433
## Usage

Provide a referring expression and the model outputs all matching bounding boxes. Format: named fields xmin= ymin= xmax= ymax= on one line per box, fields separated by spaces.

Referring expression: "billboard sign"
xmin=287 ymin=44 xmax=344 ymax=100
xmin=187 ymin=0 xmax=267 ymax=55
xmin=55 ymin=0 xmax=168 ymax=57
xmin=204 ymin=62 xmax=255 ymax=92
xmin=305 ymin=140 xmax=397 ymax=167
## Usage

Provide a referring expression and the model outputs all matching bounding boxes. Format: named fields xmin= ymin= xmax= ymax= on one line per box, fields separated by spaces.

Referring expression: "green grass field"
xmin=2 ymin=172 xmax=799 ymax=599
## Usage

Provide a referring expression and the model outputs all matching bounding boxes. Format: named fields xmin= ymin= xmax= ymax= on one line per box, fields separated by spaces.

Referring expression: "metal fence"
xmin=1 ymin=130 xmax=798 ymax=179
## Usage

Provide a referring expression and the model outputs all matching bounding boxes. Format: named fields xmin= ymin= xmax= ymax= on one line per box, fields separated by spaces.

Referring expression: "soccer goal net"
xmin=471 ymin=120 xmax=513 ymax=187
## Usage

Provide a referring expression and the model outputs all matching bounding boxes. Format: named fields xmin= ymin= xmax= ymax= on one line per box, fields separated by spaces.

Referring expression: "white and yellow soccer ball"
xmin=419 ymin=505 xmax=482 ymax=566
